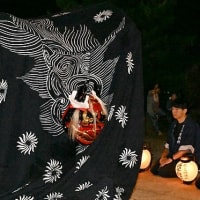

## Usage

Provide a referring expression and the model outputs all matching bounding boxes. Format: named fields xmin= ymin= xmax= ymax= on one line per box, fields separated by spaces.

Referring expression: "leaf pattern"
xmin=75 ymin=181 xmax=93 ymax=191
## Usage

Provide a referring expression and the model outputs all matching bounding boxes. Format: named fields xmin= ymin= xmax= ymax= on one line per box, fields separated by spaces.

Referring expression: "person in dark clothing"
xmin=151 ymin=98 xmax=200 ymax=177
xmin=146 ymin=83 xmax=166 ymax=136
xmin=166 ymin=92 xmax=177 ymax=122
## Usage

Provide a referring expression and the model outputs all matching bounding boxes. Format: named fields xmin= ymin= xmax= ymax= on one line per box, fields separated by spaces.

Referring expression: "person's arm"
xmin=160 ymin=148 xmax=169 ymax=160
xmin=171 ymin=149 xmax=191 ymax=161
xmin=160 ymin=147 xmax=192 ymax=167
xmin=159 ymin=147 xmax=171 ymax=167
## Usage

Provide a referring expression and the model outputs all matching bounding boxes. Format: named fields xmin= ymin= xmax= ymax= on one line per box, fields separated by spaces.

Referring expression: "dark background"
xmin=0 ymin=0 xmax=200 ymax=120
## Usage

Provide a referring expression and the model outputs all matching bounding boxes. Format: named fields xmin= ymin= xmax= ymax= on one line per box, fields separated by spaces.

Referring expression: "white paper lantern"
xmin=140 ymin=149 xmax=151 ymax=170
xmin=175 ymin=156 xmax=198 ymax=183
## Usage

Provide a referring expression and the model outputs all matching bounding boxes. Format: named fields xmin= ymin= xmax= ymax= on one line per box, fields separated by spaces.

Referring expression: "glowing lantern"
xmin=140 ymin=147 xmax=151 ymax=170
xmin=175 ymin=156 xmax=198 ymax=183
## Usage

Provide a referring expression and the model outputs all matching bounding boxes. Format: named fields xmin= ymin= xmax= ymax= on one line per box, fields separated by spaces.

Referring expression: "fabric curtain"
xmin=0 ymin=3 xmax=144 ymax=199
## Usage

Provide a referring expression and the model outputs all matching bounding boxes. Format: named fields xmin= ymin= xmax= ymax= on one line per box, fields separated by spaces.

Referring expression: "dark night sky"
xmin=1 ymin=0 xmax=200 ymax=96
xmin=0 ymin=0 xmax=60 ymax=18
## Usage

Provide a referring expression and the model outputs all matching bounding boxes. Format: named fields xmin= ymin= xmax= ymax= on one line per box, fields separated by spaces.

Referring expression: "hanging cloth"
xmin=0 ymin=2 xmax=144 ymax=199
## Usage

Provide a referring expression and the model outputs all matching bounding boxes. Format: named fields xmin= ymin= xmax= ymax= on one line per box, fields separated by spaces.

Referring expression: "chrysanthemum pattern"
xmin=108 ymin=105 xmax=115 ymax=121
xmin=43 ymin=159 xmax=63 ymax=183
xmin=95 ymin=186 xmax=110 ymax=200
xmin=113 ymin=187 xmax=125 ymax=200
xmin=119 ymin=148 xmax=138 ymax=168
xmin=74 ymin=155 xmax=90 ymax=173
xmin=93 ymin=10 xmax=113 ymax=23
xmin=115 ymin=105 xmax=128 ymax=128
xmin=126 ymin=52 xmax=134 ymax=74
xmin=76 ymin=144 xmax=89 ymax=155
xmin=44 ymin=192 xmax=63 ymax=199
xmin=75 ymin=181 xmax=93 ymax=191
xmin=15 ymin=195 xmax=34 ymax=200
xmin=16 ymin=131 xmax=38 ymax=155
xmin=0 ymin=79 xmax=8 ymax=104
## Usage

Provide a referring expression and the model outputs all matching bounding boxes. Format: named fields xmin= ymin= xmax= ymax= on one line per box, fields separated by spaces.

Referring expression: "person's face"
xmin=154 ymin=85 xmax=160 ymax=93
xmin=171 ymin=107 xmax=187 ymax=121
xmin=155 ymin=87 xmax=160 ymax=93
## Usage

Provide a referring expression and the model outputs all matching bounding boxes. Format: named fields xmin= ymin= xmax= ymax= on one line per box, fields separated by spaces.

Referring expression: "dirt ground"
xmin=130 ymin=170 xmax=200 ymax=200
xmin=129 ymin=133 xmax=200 ymax=200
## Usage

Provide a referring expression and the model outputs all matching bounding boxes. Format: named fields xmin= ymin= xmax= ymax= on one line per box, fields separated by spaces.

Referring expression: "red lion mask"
xmin=62 ymin=90 xmax=107 ymax=145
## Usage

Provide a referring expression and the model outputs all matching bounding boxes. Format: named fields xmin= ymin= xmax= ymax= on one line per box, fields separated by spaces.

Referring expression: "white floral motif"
xmin=43 ymin=159 xmax=63 ymax=183
xmin=75 ymin=181 xmax=93 ymax=191
xmin=93 ymin=10 xmax=113 ymax=23
xmin=126 ymin=52 xmax=134 ymax=74
xmin=74 ymin=155 xmax=90 ymax=173
xmin=76 ymin=144 xmax=89 ymax=155
xmin=115 ymin=105 xmax=128 ymax=128
xmin=119 ymin=148 xmax=138 ymax=168
xmin=113 ymin=187 xmax=125 ymax=200
xmin=108 ymin=105 xmax=115 ymax=121
xmin=0 ymin=79 xmax=8 ymax=103
xmin=15 ymin=195 xmax=34 ymax=200
xmin=16 ymin=131 xmax=38 ymax=155
xmin=95 ymin=186 xmax=110 ymax=200
xmin=44 ymin=192 xmax=63 ymax=199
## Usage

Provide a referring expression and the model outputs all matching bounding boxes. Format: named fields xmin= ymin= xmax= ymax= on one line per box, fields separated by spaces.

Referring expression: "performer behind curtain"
xmin=62 ymin=85 xmax=108 ymax=145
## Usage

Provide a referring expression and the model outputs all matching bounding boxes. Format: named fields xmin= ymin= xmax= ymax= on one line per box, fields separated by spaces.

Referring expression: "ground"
xmin=129 ymin=118 xmax=200 ymax=200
